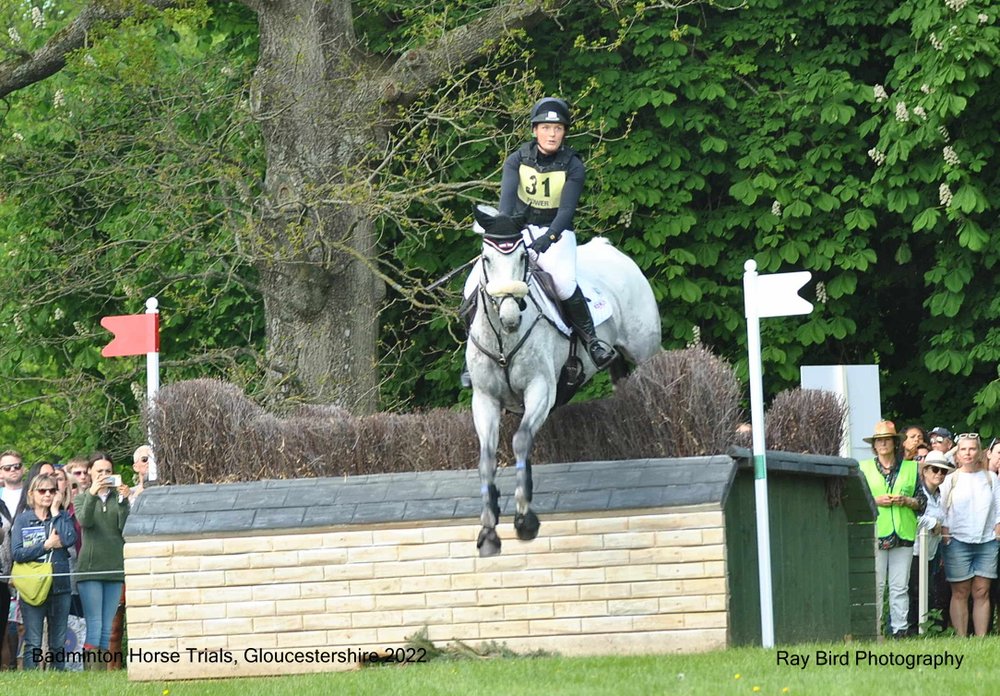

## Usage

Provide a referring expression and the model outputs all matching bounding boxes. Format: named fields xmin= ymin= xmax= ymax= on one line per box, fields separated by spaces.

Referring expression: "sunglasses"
xmin=1 ymin=463 xmax=23 ymax=472
xmin=915 ymin=455 xmax=926 ymax=461
xmin=930 ymin=437 xmax=947 ymax=444
xmin=957 ymin=432 xmax=980 ymax=441
xmin=71 ymin=470 xmax=87 ymax=476
xmin=35 ymin=487 xmax=57 ymax=494
xmin=926 ymin=467 xmax=949 ymax=475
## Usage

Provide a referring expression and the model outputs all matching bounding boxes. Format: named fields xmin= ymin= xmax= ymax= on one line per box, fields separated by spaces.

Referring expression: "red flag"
xmin=101 ymin=313 xmax=159 ymax=357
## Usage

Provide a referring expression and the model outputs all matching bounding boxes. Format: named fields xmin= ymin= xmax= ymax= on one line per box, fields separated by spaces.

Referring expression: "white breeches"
xmin=464 ymin=226 xmax=578 ymax=301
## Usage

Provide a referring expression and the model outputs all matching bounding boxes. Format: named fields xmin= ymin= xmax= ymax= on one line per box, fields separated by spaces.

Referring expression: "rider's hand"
xmin=529 ymin=232 xmax=559 ymax=254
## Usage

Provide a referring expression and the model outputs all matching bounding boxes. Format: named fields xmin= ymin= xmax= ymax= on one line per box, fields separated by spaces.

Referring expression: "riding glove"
xmin=529 ymin=231 xmax=560 ymax=254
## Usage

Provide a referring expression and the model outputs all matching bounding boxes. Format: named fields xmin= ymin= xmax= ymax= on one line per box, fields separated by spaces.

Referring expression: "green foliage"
xmin=0 ymin=1 xmax=263 ymax=458
xmin=4 ymin=0 xmax=1000 ymax=450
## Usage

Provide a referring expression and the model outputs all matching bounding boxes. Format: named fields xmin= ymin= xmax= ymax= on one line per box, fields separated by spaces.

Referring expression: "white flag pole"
xmin=145 ymin=297 xmax=160 ymax=482
xmin=743 ymin=260 xmax=776 ymax=648
xmin=743 ymin=259 xmax=813 ymax=649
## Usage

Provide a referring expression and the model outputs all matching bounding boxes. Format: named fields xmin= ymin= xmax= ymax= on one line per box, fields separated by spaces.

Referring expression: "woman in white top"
xmin=939 ymin=433 xmax=1000 ymax=636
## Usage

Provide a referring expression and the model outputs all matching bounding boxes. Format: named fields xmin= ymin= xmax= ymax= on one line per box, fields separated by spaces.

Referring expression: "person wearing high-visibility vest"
xmin=859 ymin=420 xmax=926 ymax=639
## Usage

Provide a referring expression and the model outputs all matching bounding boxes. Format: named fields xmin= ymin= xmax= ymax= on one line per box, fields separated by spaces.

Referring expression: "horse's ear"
xmin=473 ymin=204 xmax=498 ymax=234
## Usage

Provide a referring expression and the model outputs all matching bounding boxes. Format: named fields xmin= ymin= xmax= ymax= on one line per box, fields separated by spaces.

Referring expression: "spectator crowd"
xmin=860 ymin=421 xmax=1000 ymax=639
xmin=0 ymin=446 xmax=153 ymax=670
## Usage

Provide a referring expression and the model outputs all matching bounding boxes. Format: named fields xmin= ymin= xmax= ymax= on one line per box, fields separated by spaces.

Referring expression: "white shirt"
xmin=1 ymin=486 xmax=21 ymax=520
xmin=940 ymin=469 xmax=1000 ymax=544
xmin=914 ymin=483 xmax=946 ymax=559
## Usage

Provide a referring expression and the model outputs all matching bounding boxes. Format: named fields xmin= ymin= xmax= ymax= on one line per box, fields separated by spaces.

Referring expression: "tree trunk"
xmin=252 ymin=1 xmax=384 ymax=412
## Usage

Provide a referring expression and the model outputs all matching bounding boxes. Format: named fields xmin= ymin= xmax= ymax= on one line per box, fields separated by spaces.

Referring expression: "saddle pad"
xmin=530 ymin=278 xmax=613 ymax=337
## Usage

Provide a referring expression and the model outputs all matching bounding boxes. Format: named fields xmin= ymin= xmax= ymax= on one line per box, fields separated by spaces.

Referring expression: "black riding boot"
xmin=562 ymin=287 xmax=617 ymax=369
xmin=459 ymin=293 xmax=477 ymax=388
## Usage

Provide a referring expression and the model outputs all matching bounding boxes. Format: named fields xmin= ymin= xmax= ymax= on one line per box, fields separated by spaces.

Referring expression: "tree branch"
xmin=0 ymin=0 xmax=180 ymax=99
xmin=379 ymin=0 xmax=568 ymax=105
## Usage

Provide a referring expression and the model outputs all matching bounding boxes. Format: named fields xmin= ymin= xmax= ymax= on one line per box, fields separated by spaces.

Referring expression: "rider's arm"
xmin=546 ymin=157 xmax=585 ymax=238
xmin=497 ymin=151 xmax=522 ymax=216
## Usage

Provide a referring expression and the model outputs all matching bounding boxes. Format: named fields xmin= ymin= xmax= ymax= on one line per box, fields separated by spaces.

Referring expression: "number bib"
xmin=517 ymin=164 xmax=566 ymax=210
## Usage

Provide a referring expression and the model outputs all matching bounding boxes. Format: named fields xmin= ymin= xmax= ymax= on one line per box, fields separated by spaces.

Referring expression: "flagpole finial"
xmin=744 ymin=259 xmax=757 ymax=273
xmin=146 ymin=297 xmax=159 ymax=312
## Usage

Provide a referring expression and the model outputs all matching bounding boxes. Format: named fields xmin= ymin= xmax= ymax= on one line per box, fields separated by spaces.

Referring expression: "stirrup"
xmin=588 ymin=339 xmax=617 ymax=370
xmin=460 ymin=366 xmax=472 ymax=388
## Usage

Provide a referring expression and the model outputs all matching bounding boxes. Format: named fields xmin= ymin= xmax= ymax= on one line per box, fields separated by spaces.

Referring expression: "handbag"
xmin=12 ymin=550 xmax=54 ymax=607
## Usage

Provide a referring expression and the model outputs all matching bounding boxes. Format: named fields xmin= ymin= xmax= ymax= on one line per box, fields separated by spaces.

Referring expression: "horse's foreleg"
xmin=512 ymin=381 xmax=554 ymax=541
xmin=472 ymin=391 xmax=502 ymax=557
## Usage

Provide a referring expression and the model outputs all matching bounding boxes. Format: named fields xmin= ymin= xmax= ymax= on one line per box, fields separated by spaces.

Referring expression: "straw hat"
xmin=862 ymin=420 xmax=905 ymax=444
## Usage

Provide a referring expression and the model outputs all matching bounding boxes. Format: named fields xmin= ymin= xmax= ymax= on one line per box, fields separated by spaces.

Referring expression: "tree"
xmin=0 ymin=0 xmax=568 ymax=415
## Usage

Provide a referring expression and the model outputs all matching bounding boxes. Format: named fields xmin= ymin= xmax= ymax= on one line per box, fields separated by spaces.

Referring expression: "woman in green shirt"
xmin=74 ymin=452 xmax=130 ymax=666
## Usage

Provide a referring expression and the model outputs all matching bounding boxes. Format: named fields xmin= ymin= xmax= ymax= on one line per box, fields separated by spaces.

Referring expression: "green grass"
xmin=5 ymin=637 xmax=997 ymax=695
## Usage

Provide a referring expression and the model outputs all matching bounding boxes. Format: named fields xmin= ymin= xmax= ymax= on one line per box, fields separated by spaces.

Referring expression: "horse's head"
xmin=473 ymin=205 xmax=528 ymax=333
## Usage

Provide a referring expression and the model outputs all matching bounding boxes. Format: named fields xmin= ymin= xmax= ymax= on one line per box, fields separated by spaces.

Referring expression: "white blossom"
xmin=979 ymin=13 xmax=989 ymax=24
xmin=930 ymin=33 xmax=944 ymax=50
xmin=53 ymin=89 xmax=65 ymax=108
xmin=874 ymin=84 xmax=889 ymax=103
xmin=12 ymin=132 xmax=24 ymax=142
xmin=73 ymin=321 xmax=87 ymax=336
xmin=84 ymin=54 xmax=97 ymax=67
xmin=946 ymin=0 xmax=968 ymax=11
xmin=943 ymin=145 xmax=961 ymax=166
xmin=816 ymin=281 xmax=829 ymax=304
xmin=130 ymin=381 xmax=144 ymax=402
xmin=13 ymin=314 xmax=24 ymax=335
xmin=921 ymin=84 xmax=932 ymax=94
xmin=895 ymin=102 xmax=910 ymax=122
xmin=7 ymin=27 xmax=21 ymax=44
xmin=938 ymin=125 xmax=951 ymax=141
xmin=771 ymin=200 xmax=782 ymax=217
xmin=31 ymin=6 xmax=44 ymax=29
xmin=687 ymin=325 xmax=702 ymax=348
xmin=939 ymin=183 xmax=954 ymax=207
xmin=913 ymin=105 xmax=927 ymax=119
xmin=53 ymin=307 xmax=64 ymax=321
xmin=868 ymin=148 xmax=886 ymax=166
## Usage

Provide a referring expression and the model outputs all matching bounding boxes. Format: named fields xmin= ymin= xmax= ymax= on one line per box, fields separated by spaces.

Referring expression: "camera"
xmin=107 ymin=474 xmax=122 ymax=487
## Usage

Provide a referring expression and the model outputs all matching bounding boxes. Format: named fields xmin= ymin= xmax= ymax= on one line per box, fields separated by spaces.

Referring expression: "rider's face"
xmin=533 ymin=123 xmax=566 ymax=155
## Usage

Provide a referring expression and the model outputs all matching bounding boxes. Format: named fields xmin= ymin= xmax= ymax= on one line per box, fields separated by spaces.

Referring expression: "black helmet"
xmin=529 ymin=97 xmax=571 ymax=127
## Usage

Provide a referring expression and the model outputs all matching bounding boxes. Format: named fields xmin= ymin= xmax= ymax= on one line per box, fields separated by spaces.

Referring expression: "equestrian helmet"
xmin=529 ymin=97 xmax=571 ymax=127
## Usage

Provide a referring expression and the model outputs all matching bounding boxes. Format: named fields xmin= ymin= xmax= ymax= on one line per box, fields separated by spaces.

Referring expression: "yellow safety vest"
xmin=859 ymin=458 xmax=919 ymax=541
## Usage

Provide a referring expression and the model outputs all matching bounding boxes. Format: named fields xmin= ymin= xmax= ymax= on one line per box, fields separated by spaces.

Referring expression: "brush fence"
xmin=123 ymin=457 xmax=736 ymax=680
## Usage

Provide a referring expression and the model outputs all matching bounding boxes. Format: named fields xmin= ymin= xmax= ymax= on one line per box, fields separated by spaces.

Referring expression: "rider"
xmin=460 ymin=97 xmax=616 ymax=385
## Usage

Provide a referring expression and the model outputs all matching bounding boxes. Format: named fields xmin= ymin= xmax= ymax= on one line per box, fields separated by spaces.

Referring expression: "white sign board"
xmin=800 ymin=364 xmax=882 ymax=463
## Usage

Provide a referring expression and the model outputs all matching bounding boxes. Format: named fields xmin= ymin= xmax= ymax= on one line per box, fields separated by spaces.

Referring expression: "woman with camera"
xmin=74 ymin=452 xmax=130 ymax=669
xmin=12 ymin=473 xmax=77 ymax=669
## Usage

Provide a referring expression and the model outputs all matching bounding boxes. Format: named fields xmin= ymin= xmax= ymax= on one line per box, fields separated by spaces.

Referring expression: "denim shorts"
xmin=944 ymin=538 xmax=999 ymax=582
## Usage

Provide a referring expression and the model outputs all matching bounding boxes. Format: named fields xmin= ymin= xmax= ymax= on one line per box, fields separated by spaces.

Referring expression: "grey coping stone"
xmin=251 ymin=507 xmax=306 ymax=530
xmin=352 ymin=501 xmax=406 ymax=524
xmin=123 ymin=453 xmax=852 ymax=539
xmin=301 ymin=504 xmax=357 ymax=527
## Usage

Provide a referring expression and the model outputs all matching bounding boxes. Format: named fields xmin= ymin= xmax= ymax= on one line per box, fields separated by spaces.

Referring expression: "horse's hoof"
xmin=477 ymin=527 xmax=502 ymax=557
xmin=514 ymin=511 xmax=540 ymax=541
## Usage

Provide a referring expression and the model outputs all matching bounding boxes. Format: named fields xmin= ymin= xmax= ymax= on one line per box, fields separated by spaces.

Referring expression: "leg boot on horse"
xmin=563 ymin=286 xmax=616 ymax=369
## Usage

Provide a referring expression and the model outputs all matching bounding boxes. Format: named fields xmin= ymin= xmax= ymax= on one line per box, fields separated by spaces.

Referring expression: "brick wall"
xmin=125 ymin=505 xmax=728 ymax=680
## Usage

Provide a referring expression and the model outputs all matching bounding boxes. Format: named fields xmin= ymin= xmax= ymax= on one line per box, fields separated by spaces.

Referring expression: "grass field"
xmin=3 ymin=636 xmax=996 ymax=695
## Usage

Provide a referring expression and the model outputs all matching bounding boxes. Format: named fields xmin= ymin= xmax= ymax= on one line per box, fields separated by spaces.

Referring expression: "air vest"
xmin=859 ymin=458 xmax=920 ymax=541
xmin=515 ymin=142 xmax=579 ymax=225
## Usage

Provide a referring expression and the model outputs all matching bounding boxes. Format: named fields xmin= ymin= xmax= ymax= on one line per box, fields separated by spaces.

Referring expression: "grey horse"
xmin=467 ymin=205 xmax=662 ymax=556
